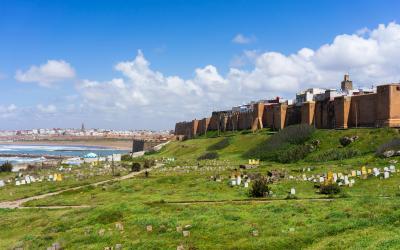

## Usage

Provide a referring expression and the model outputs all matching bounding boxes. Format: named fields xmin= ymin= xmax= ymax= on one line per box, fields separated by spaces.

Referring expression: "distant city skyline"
xmin=1 ymin=0 xmax=400 ymax=130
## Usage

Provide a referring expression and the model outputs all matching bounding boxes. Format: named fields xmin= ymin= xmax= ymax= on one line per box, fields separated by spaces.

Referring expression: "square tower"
xmin=341 ymin=74 xmax=353 ymax=92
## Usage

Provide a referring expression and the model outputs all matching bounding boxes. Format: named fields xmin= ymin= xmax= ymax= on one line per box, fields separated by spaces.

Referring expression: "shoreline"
xmin=0 ymin=139 xmax=133 ymax=151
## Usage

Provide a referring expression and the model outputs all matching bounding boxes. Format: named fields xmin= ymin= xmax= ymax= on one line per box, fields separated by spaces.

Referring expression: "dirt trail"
xmin=0 ymin=164 xmax=162 ymax=209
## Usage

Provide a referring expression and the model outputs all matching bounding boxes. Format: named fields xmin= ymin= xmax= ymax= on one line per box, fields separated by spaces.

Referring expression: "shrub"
xmin=93 ymin=210 xmax=123 ymax=224
xmin=307 ymin=148 xmax=361 ymax=162
xmin=131 ymin=162 xmax=141 ymax=172
xmin=121 ymin=154 xmax=132 ymax=161
xmin=0 ymin=161 xmax=13 ymax=172
xmin=197 ymin=152 xmax=219 ymax=160
xmin=320 ymin=183 xmax=341 ymax=195
xmin=207 ymin=137 xmax=230 ymax=151
xmin=143 ymin=159 xmax=156 ymax=168
xmin=376 ymin=138 xmax=400 ymax=157
xmin=273 ymin=144 xmax=313 ymax=163
xmin=339 ymin=137 xmax=353 ymax=147
xmin=144 ymin=149 xmax=157 ymax=155
xmin=249 ymin=178 xmax=270 ymax=198
xmin=244 ymin=124 xmax=315 ymax=160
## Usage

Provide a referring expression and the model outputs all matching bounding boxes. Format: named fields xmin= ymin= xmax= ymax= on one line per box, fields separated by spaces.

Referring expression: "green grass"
xmin=1 ymin=128 xmax=400 ymax=249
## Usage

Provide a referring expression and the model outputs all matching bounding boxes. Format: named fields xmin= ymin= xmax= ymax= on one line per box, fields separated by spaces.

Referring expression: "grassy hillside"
xmin=1 ymin=127 xmax=400 ymax=249
xmin=153 ymin=127 xmax=399 ymax=165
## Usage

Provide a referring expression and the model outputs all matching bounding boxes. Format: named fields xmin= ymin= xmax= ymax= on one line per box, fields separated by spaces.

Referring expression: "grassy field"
xmin=1 ymin=127 xmax=400 ymax=249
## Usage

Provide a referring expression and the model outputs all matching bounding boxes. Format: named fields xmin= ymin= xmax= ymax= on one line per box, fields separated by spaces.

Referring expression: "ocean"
xmin=0 ymin=144 xmax=128 ymax=164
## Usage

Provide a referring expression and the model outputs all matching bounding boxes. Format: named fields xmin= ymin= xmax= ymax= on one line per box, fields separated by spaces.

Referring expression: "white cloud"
xmin=0 ymin=104 xmax=17 ymax=118
xmin=75 ymin=22 xmax=400 ymax=129
xmin=232 ymin=34 xmax=256 ymax=44
xmin=15 ymin=60 xmax=75 ymax=87
xmin=37 ymin=104 xmax=57 ymax=113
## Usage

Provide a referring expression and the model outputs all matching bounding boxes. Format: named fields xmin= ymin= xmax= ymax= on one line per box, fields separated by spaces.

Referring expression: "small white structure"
xmin=0 ymin=180 xmax=5 ymax=187
xmin=236 ymin=176 xmax=242 ymax=185
xmin=384 ymin=172 xmax=390 ymax=179
xmin=83 ymin=152 xmax=99 ymax=163
xmin=290 ymin=188 xmax=296 ymax=195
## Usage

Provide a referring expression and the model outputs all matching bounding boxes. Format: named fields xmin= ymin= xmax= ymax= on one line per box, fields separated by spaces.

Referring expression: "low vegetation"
xmin=244 ymin=124 xmax=315 ymax=162
xmin=0 ymin=161 xmax=13 ymax=172
xmin=249 ymin=177 xmax=270 ymax=197
xmin=197 ymin=151 xmax=219 ymax=160
xmin=307 ymin=148 xmax=361 ymax=162
xmin=207 ymin=137 xmax=231 ymax=151
xmin=376 ymin=138 xmax=400 ymax=157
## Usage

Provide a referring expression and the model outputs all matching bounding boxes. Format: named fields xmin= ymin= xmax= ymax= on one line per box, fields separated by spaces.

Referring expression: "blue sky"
xmin=1 ymin=0 xmax=400 ymax=130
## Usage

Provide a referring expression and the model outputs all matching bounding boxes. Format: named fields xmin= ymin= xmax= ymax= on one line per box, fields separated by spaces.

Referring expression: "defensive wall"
xmin=174 ymin=83 xmax=400 ymax=139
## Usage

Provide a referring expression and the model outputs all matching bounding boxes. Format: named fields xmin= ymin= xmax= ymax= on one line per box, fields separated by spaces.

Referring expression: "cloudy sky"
xmin=1 ymin=0 xmax=400 ymax=130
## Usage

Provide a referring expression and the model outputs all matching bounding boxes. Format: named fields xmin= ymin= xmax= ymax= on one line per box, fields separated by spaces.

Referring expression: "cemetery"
xmin=1 ymin=126 xmax=400 ymax=249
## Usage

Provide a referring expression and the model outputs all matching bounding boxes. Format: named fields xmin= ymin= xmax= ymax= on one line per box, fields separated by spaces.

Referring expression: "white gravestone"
xmin=384 ymin=172 xmax=390 ymax=179
xmin=236 ymin=176 xmax=242 ymax=185
xmin=290 ymin=188 xmax=296 ymax=195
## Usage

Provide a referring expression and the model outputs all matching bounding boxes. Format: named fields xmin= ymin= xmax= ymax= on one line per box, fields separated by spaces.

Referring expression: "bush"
xmin=207 ymin=137 xmax=230 ymax=151
xmin=121 ymin=154 xmax=132 ymax=161
xmin=143 ymin=159 xmax=156 ymax=168
xmin=131 ymin=162 xmax=141 ymax=172
xmin=0 ymin=161 xmax=13 ymax=172
xmin=249 ymin=178 xmax=270 ymax=198
xmin=197 ymin=152 xmax=219 ymax=160
xmin=320 ymin=183 xmax=341 ymax=195
xmin=376 ymin=138 xmax=400 ymax=157
xmin=307 ymin=148 xmax=361 ymax=162
xmin=244 ymin=124 xmax=315 ymax=160
xmin=273 ymin=144 xmax=313 ymax=163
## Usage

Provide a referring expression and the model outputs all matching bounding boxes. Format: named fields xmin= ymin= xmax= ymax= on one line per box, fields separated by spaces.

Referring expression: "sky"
xmin=1 ymin=0 xmax=400 ymax=130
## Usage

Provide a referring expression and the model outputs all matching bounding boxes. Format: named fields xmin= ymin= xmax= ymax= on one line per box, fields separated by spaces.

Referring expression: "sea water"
xmin=0 ymin=144 xmax=128 ymax=164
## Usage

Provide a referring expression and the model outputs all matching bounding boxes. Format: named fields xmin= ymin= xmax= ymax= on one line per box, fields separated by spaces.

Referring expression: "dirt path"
xmin=0 ymin=164 xmax=163 ymax=209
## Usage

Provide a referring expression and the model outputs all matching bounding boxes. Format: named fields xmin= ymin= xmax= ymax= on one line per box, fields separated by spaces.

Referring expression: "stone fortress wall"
xmin=175 ymin=75 xmax=400 ymax=138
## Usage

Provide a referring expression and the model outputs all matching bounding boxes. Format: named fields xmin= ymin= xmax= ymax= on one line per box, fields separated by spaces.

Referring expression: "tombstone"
xmin=0 ymin=180 xmax=5 ymax=187
xmin=367 ymin=169 xmax=372 ymax=174
xmin=390 ymin=165 xmax=396 ymax=173
xmin=351 ymin=170 xmax=356 ymax=177
xmin=15 ymin=180 xmax=20 ymax=186
xmin=146 ymin=225 xmax=153 ymax=232
xmin=176 ymin=226 xmax=183 ymax=232
xmin=344 ymin=176 xmax=349 ymax=185
xmin=25 ymin=176 xmax=31 ymax=184
xmin=373 ymin=168 xmax=380 ymax=177
xmin=236 ymin=176 xmax=242 ymax=185
xmin=290 ymin=188 xmax=296 ymax=195
xmin=307 ymin=168 xmax=311 ymax=172
xmin=319 ymin=177 xmax=325 ymax=183
xmin=384 ymin=172 xmax=390 ymax=179
xmin=361 ymin=166 xmax=367 ymax=175
xmin=21 ymin=180 xmax=26 ymax=185
xmin=182 ymin=230 xmax=190 ymax=237
xmin=252 ymin=230 xmax=259 ymax=237
xmin=231 ymin=179 xmax=237 ymax=186
xmin=333 ymin=173 xmax=338 ymax=183
xmin=244 ymin=182 xmax=249 ymax=188
xmin=115 ymin=222 xmax=124 ymax=231
xmin=302 ymin=174 xmax=307 ymax=181
xmin=30 ymin=176 xmax=36 ymax=182
xmin=384 ymin=167 xmax=389 ymax=172
xmin=115 ymin=244 xmax=122 ymax=250
xmin=356 ymin=170 xmax=361 ymax=176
